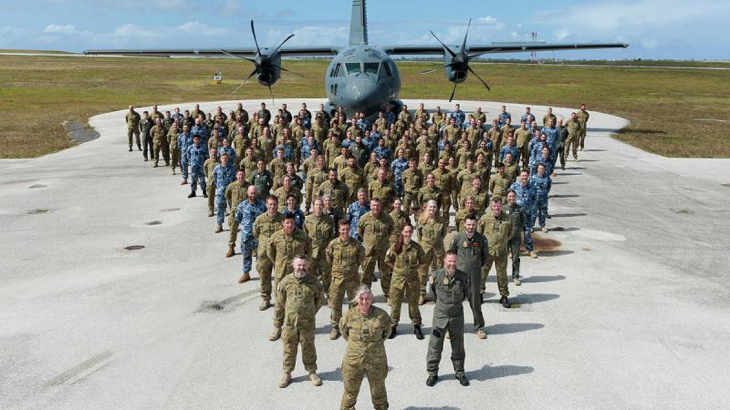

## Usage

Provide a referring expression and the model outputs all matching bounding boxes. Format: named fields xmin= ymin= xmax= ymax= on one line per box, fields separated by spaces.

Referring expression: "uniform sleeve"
xmin=480 ymin=236 xmax=489 ymax=266
xmin=384 ymin=248 xmax=395 ymax=269
xmin=273 ymin=280 xmax=286 ymax=328
xmin=225 ymin=183 xmax=233 ymax=202
xmin=305 ymin=235 xmax=313 ymax=256
xmin=313 ymin=280 xmax=324 ymax=314
xmin=357 ymin=216 xmax=366 ymax=240
xmin=357 ymin=243 xmax=366 ymax=265
xmin=235 ymin=204 xmax=244 ymax=224
xmin=325 ymin=240 xmax=334 ymax=264
xmin=266 ymin=235 xmax=277 ymax=262
xmin=339 ymin=311 xmax=350 ymax=341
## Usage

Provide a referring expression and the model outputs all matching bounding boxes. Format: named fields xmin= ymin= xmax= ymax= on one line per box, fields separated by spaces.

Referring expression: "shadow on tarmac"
xmin=550 ymin=194 xmax=580 ymax=198
xmin=520 ymin=275 xmax=566 ymax=283
xmin=485 ymin=322 xmax=544 ymax=335
xmin=463 ymin=364 xmax=534 ymax=381
xmin=511 ymin=293 xmax=560 ymax=304
xmin=551 ymin=213 xmax=587 ymax=218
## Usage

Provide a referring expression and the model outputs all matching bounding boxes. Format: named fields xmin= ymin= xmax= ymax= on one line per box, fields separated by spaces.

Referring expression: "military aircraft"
xmin=85 ymin=0 xmax=628 ymax=117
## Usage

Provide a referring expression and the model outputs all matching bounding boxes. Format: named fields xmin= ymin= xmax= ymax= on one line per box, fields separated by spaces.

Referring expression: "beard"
xmin=293 ymin=270 xmax=306 ymax=279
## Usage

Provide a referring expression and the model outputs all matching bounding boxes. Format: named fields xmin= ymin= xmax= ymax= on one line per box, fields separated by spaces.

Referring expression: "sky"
xmin=0 ymin=0 xmax=728 ymax=60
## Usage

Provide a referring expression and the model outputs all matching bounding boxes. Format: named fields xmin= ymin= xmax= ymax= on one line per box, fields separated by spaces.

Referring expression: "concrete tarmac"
xmin=1 ymin=99 xmax=729 ymax=409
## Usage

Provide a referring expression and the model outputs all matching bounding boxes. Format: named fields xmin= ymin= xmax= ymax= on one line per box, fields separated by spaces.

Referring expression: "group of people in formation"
xmin=124 ymin=100 xmax=590 ymax=409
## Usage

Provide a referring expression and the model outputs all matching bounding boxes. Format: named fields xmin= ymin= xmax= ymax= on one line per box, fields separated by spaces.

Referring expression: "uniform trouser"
xmin=341 ymin=355 xmax=389 ymax=410
xmin=440 ymin=197 xmax=452 ymax=224
xmin=395 ymin=182 xmax=404 ymax=198
xmin=153 ymin=141 xmax=169 ymax=164
xmin=305 ymin=183 xmax=314 ymax=213
xmin=536 ymin=200 xmax=548 ymax=227
xmin=403 ymin=192 xmax=418 ymax=215
xmin=482 ymin=253 xmax=509 ymax=297
xmin=524 ymin=213 xmax=536 ymax=251
xmin=451 ymin=192 xmax=459 ymax=212
xmin=419 ymin=248 xmax=444 ymax=296
xmin=169 ymin=148 xmax=179 ymax=172
xmin=565 ymin=136 xmax=579 ymax=159
xmin=228 ymin=215 xmax=239 ymax=247
xmin=330 ymin=275 xmax=359 ymax=327
xmin=362 ymin=247 xmax=391 ymax=298
xmin=310 ymin=248 xmax=331 ymax=293
xmin=509 ymin=235 xmax=521 ymax=279
xmin=127 ymin=128 xmax=140 ymax=147
xmin=427 ymin=317 xmax=465 ymax=377
xmin=282 ymin=325 xmax=317 ymax=373
xmin=206 ymin=183 xmax=216 ymax=211
xmin=519 ymin=146 xmax=529 ymax=169
xmin=466 ymin=269 xmax=485 ymax=330
xmin=388 ymin=273 xmax=421 ymax=326
xmin=215 ymin=189 xmax=227 ymax=225
xmin=142 ymin=132 xmax=152 ymax=159
xmin=181 ymin=155 xmax=189 ymax=180
xmin=556 ymin=146 xmax=566 ymax=169
xmin=579 ymin=128 xmax=587 ymax=149
xmin=241 ymin=237 xmax=257 ymax=273
xmin=257 ymin=256 xmax=274 ymax=300
xmin=190 ymin=166 xmax=205 ymax=192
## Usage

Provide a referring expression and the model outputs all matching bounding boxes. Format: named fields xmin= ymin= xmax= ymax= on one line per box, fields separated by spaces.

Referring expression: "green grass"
xmin=1 ymin=55 xmax=729 ymax=158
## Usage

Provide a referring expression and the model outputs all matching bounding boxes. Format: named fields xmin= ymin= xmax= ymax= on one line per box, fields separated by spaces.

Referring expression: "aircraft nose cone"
xmin=348 ymin=76 xmax=380 ymax=111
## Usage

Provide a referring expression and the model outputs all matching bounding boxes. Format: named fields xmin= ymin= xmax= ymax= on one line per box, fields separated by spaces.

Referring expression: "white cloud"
xmin=177 ymin=21 xmax=228 ymax=37
xmin=264 ymin=26 xmax=348 ymax=47
xmin=478 ymin=16 xmax=498 ymax=25
xmin=553 ymin=29 xmax=573 ymax=41
xmin=43 ymin=24 xmax=77 ymax=34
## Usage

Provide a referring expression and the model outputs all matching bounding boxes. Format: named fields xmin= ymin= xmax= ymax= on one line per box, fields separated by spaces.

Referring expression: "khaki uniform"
xmin=385 ymin=241 xmax=426 ymax=327
xmin=504 ymin=202 xmax=526 ymax=280
xmin=565 ymin=118 xmax=582 ymax=159
xmin=225 ymin=182 xmax=249 ymax=247
xmin=479 ymin=211 xmax=513 ymax=297
xmin=150 ymin=124 xmax=169 ymax=165
xmin=273 ymin=273 xmax=324 ymax=374
xmin=317 ymin=180 xmax=350 ymax=213
xmin=266 ymin=229 xmax=313 ymax=284
xmin=489 ymin=173 xmax=512 ymax=203
xmin=432 ymin=168 xmax=454 ymax=223
xmin=303 ymin=213 xmax=335 ymax=292
xmin=125 ymin=110 xmax=141 ymax=148
xmin=239 ymin=157 xmax=257 ymax=181
xmin=443 ymin=125 xmax=461 ymax=145
xmin=577 ymin=110 xmax=590 ymax=149
xmin=427 ymin=268 xmax=469 ymax=377
xmin=274 ymin=186 xmax=303 ymax=213
xmin=269 ymin=158 xmax=287 ymax=192
xmin=357 ymin=212 xmax=395 ymax=297
xmin=368 ymin=180 xmax=396 ymax=211
xmin=203 ymin=158 xmax=219 ymax=213
xmin=417 ymin=217 xmax=446 ymax=296
xmin=326 ymin=237 xmax=365 ymax=327
xmin=167 ymin=127 xmax=179 ymax=173
xmin=339 ymin=306 xmax=390 ymax=410
xmin=388 ymin=209 xmax=409 ymax=247
xmin=460 ymin=187 xmax=488 ymax=216
xmin=341 ymin=166 xmax=366 ymax=204
xmin=253 ymin=213 xmax=284 ymax=301
xmin=514 ymin=127 xmax=532 ymax=168
xmin=305 ymin=168 xmax=328 ymax=212
xmin=402 ymin=168 xmax=423 ymax=214
xmin=417 ymin=186 xmax=442 ymax=215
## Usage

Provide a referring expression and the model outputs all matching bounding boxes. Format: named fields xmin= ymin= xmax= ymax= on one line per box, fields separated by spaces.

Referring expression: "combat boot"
xmin=153 ymin=163 xmax=158 ymax=168
xmin=500 ymin=296 xmax=512 ymax=308
xmin=426 ymin=375 xmax=438 ymax=387
xmin=514 ymin=277 xmax=521 ymax=286
xmin=208 ymin=210 xmax=214 ymax=217
xmin=456 ymin=374 xmax=470 ymax=386
xmin=238 ymin=272 xmax=251 ymax=283
xmin=180 ymin=180 xmax=188 ymax=185
xmin=137 ymin=145 xmax=142 ymax=151
xmin=278 ymin=373 xmax=291 ymax=388
xmin=215 ymin=224 xmax=223 ymax=233
xmin=309 ymin=372 xmax=322 ymax=386
xmin=187 ymin=191 xmax=196 ymax=198
xmin=259 ymin=298 xmax=271 ymax=311
xmin=475 ymin=328 xmax=487 ymax=340
xmin=329 ymin=327 xmax=340 ymax=340
xmin=129 ymin=146 xmax=133 ymax=152
xmin=388 ymin=326 xmax=397 ymax=339
xmin=226 ymin=245 xmax=235 ymax=258
xmin=530 ymin=251 xmax=538 ymax=259
xmin=414 ymin=326 xmax=424 ymax=340
xmin=202 ymin=191 xmax=208 ymax=198
xmin=268 ymin=327 xmax=281 ymax=341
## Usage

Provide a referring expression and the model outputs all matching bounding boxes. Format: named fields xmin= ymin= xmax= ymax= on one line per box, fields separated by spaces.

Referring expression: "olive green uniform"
xmin=565 ymin=118 xmax=582 ymax=160
xmin=266 ymin=229 xmax=313 ymax=284
xmin=577 ymin=109 xmax=590 ymax=149
xmin=368 ymin=180 xmax=397 ymax=211
xmin=417 ymin=217 xmax=446 ymax=297
xmin=385 ymin=241 xmax=426 ymax=327
xmin=489 ymin=173 xmax=512 ymax=203
xmin=274 ymin=273 xmax=324 ymax=374
xmin=402 ymin=168 xmax=423 ymax=214
xmin=274 ymin=186 xmax=303 ymax=212
xmin=125 ymin=110 xmax=141 ymax=148
xmin=339 ymin=306 xmax=390 ymax=410
xmin=253 ymin=213 xmax=283 ymax=301
xmin=341 ymin=166 xmax=366 ymax=204
xmin=203 ymin=158 xmax=219 ymax=214
xmin=514 ymin=127 xmax=532 ymax=169
xmin=304 ymin=213 xmax=335 ymax=291
xmin=479 ymin=211 xmax=513 ymax=297
xmin=448 ymin=232 xmax=489 ymax=331
xmin=357 ymin=212 xmax=395 ymax=297
xmin=432 ymin=168 xmax=454 ymax=224
xmin=426 ymin=267 xmax=469 ymax=377
xmin=225 ymin=181 xmax=249 ymax=247
xmin=504 ymin=202 xmax=526 ymax=280
xmin=305 ymin=168 xmax=328 ymax=211
xmin=326 ymin=237 xmax=366 ymax=327
xmin=150 ymin=124 xmax=169 ymax=166
xmin=317 ymin=180 xmax=350 ymax=214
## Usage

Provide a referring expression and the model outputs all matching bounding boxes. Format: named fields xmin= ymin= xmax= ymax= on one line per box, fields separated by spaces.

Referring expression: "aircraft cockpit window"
xmin=345 ymin=63 xmax=361 ymax=74
xmin=382 ymin=62 xmax=393 ymax=77
xmin=363 ymin=62 xmax=380 ymax=75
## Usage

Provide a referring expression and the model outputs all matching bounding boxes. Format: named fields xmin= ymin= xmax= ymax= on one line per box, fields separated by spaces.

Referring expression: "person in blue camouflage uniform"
xmin=217 ymin=138 xmax=236 ymax=168
xmin=347 ymin=189 xmax=370 ymax=241
xmin=177 ymin=124 xmax=193 ymax=185
xmin=520 ymin=107 xmax=536 ymax=125
xmin=510 ymin=169 xmax=538 ymax=258
xmin=540 ymin=118 xmax=559 ymax=166
xmin=499 ymin=135 xmax=519 ymax=163
xmin=213 ymin=153 xmax=237 ymax=232
xmin=282 ymin=194 xmax=306 ymax=229
xmin=390 ymin=149 xmax=409 ymax=198
xmin=235 ymin=185 xmax=267 ymax=283
xmin=530 ymin=163 xmax=552 ymax=233
xmin=373 ymin=138 xmax=391 ymax=163
xmin=531 ymin=147 xmax=554 ymax=176
xmin=383 ymin=105 xmax=396 ymax=125
xmin=190 ymin=117 xmax=209 ymax=145
xmin=498 ymin=105 xmax=511 ymax=126
xmin=186 ymin=135 xmax=209 ymax=198
xmin=449 ymin=103 xmax=466 ymax=128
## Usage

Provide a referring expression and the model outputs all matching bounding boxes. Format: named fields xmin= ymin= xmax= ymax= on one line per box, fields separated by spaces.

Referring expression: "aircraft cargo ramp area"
xmin=1 ymin=100 xmax=729 ymax=409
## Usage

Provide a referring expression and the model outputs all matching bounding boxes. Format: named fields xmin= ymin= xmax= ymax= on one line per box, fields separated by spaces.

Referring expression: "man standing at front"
xmin=357 ymin=198 xmax=395 ymax=298
xmin=125 ymin=105 xmax=141 ymax=151
xmin=274 ymin=255 xmax=324 ymax=388
xmin=479 ymin=198 xmax=513 ymax=308
xmin=253 ymin=196 xmax=284 ymax=310
xmin=234 ymin=185 xmax=266 ymax=283
xmin=577 ymin=103 xmax=590 ymax=151
xmin=326 ymin=220 xmax=365 ymax=340
xmin=448 ymin=214 xmax=489 ymax=339
xmin=426 ymin=251 xmax=470 ymax=387
xmin=213 ymin=153 xmax=236 ymax=233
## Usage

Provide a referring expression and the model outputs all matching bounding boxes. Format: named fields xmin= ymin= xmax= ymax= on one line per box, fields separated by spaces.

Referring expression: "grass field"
xmin=1 ymin=54 xmax=729 ymax=159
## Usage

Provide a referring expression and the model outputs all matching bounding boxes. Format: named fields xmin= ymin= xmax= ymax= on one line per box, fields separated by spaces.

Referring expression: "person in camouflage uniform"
xmin=139 ymin=111 xmax=154 ymax=161
xmin=431 ymin=159 xmax=454 ymax=224
xmin=339 ymin=286 xmax=391 ymax=410
xmin=326 ymin=220 xmax=366 ymax=340
xmin=254 ymin=196 xmax=284 ymax=310
xmin=150 ymin=118 xmax=169 ymax=167
xmin=234 ymin=185 xmax=266 ymax=283
xmin=426 ymin=251 xmax=470 ymax=387
xmin=317 ymin=169 xmax=350 ymax=214
xmin=213 ymin=153 xmax=236 ymax=233
xmin=203 ymin=148 xmax=219 ymax=216
xmin=510 ymin=170 xmax=538 ymax=259
xmin=455 ymin=196 xmax=478 ymax=232
xmin=305 ymin=156 xmax=328 ymax=213
xmin=186 ymin=135 xmax=209 ymax=198
xmin=125 ymin=105 xmax=141 ymax=151
xmin=357 ymin=199 xmax=395 ymax=298
xmin=274 ymin=175 xmax=303 ymax=213
xmin=530 ymin=163 xmax=552 ymax=233
xmin=226 ymin=170 xmax=250 ymax=257
xmin=385 ymin=224 xmax=426 ymax=340
xmin=341 ymin=157 xmax=366 ymax=204
xmin=504 ymin=190 xmax=525 ymax=286
xmin=368 ymin=168 xmax=397 ymax=211
xmin=273 ymin=255 xmax=325 ymax=388
xmin=402 ymin=158 xmax=423 ymax=216
xmin=577 ymin=103 xmax=590 ymax=150
xmin=167 ymin=122 xmax=180 ymax=175
xmin=565 ymin=112 xmax=582 ymax=162
xmin=346 ymin=189 xmax=370 ymax=241
xmin=478 ymin=198 xmax=513 ymax=308
xmin=177 ymin=124 xmax=193 ymax=184
xmin=250 ymin=160 xmax=273 ymax=200
xmin=489 ymin=163 xmax=512 ymax=203
xmin=304 ymin=198 xmax=335 ymax=293
xmin=418 ymin=200 xmax=446 ymax=304
xmin=417 ymin=173 xmax=442 ymax=219
xmin=514 ymin=119 xmax=532 ymax=170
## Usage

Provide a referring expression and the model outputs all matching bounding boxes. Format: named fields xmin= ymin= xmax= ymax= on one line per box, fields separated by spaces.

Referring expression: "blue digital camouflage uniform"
xmin=499 ymin=145 xmax=519 ymax=163
xmin=531 ymin=157 xmax=554 ymax=176
xmin=437 ymin=139 xmax=451 ymax=153
xmin=530 ymin=173 xmax=552 ymax=228
xmin=498 ymin=111 xmax=511 ymax=126
xmin=541 ymin=126 xmax=560 ymax=163
xmin=390 ymin=158 xmax=409 ymax=197
xmin=191 ymin=124 xmax=208 ymax=144
xmin=218 ymin=146 xmax=236 ymax=166
xmin=273 ymin=144 xmax=295 ymax=163
xmin=510 ymin=180 xmax=537 ymax=251
xmin=235 ymin=198 xmax=266 ymax=273
xmin=521 ymin=113 xmax=536 ymax=124
xmin=450 ymin=109 xmax=466 ymax=127
xmin=186 ymin=144 xmax=209 ymax=192
xmin=177 ymin=132 xmax=193 ymax=180
xmin=346 ymin=201 xmax=370 ymax=241
xmin=213 ymin=163 xmax=236 ymax=224
xmin=282 ymin=208 xmax=306 ymax=230
xmin=373 ymin=146 xmax=392 ymax=162
xmin=384 ymin=111 xmax=395 ymax=125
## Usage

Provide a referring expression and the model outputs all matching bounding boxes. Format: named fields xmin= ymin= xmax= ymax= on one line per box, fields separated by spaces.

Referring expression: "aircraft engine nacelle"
xmin=443 ymin=51 xmax=468 ymax=84
xmin=255 ymin=52 xmax=282 ymax=87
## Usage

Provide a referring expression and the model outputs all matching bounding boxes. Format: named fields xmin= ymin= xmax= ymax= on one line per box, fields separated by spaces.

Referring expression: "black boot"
xmin=188 ymin=191 xmax=196 ymax=198
xmin=500 ymin=296 xmax=512 ymax=308
xmin=128 ymin=146 xmax=133 ymax=152
xmin=388 ymin=326 xmax=397 ymax=339
xmin=456 ymin=374 xmax=470 ymax=386
xmin=414 ymin=326 xmax=424 ymax=340
xmin=426 ymin=375 xmax=438 ymax=387
xmin=202 ymin=191 xmax=208 ymax=198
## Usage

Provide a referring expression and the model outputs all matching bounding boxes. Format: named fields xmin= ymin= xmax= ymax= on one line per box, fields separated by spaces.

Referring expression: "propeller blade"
xmin=430 ymin=31 xmax=456 ymax=57
xmin=272 ymin=64 xmax=304 ymax=77
xmin=271 ymin=34 xmax=295 ymax=57
xmin=267 ymin=84 xmax=275 ymax=105
xmin=421 ymin=68 xmax=439 ymax=74
xmin=250 ymin=20 xmax=261 ymax=55
xmin=467 ymin=66 xmax=491 ymax=91
xmin=461 ymin=19 xmax=471 ymax=53
xmin=449 ymin=82 xmax=458 ymax=102
xmin=220 ymin=49 xmax=256 ymax=63
xmin=232 ymin=67 xmax=259 ymax=94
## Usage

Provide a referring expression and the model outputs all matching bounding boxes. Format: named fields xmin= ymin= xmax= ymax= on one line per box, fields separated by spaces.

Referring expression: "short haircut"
xmin=283 ymin=212 xmax=295 ymax=220
xmin=465 ymin=213 xmax=477 ymax=222
xmin=292 ymin=254 xmax=308 ymax=264
xmin=445 ymin=250 xmax=458 ymax=258
xmin=266 ymin=195 xmax=278 ymax=203
xmin=338 ymin=219 xmax=350 ymax=227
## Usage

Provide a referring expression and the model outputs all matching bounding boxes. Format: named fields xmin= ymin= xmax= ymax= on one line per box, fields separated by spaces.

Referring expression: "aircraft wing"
xmin=83 ymin=47 xmax=341 ymax=57
xmin=383 ymin=42 xmax=628 ymax=56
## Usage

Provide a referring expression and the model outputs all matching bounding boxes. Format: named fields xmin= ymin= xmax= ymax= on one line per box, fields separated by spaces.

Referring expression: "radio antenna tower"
xmin=530 ymin=32 xmax=538 ymax=62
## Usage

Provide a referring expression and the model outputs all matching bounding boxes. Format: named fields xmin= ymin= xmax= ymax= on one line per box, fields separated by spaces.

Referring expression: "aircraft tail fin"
xmin=349 ymin=0 xmax=368 ymax=45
